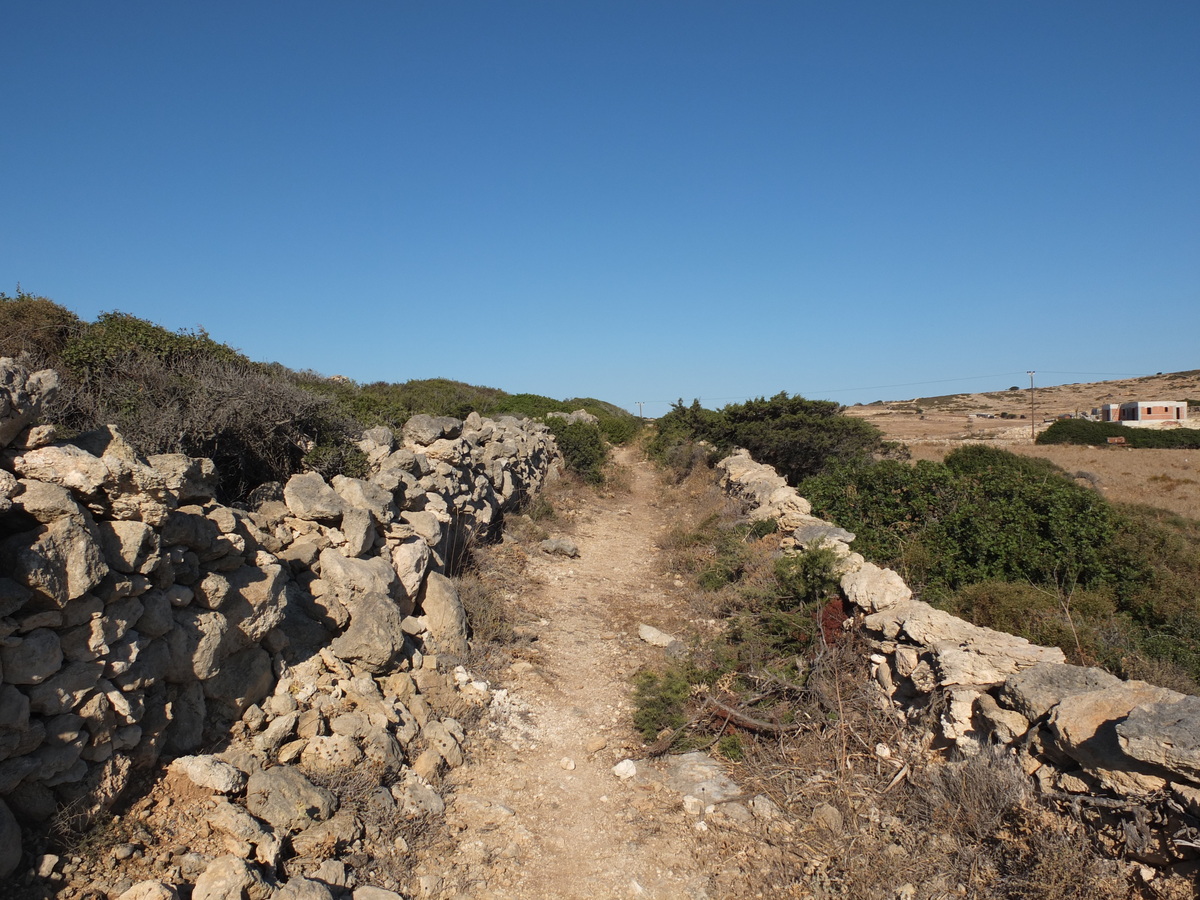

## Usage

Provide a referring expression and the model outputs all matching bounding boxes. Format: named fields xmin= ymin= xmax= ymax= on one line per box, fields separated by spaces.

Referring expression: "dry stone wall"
xmin=718 ymin=448 xmax=1200 ymax=866
xmin=0 ymin=359 xmax=560 ymax=882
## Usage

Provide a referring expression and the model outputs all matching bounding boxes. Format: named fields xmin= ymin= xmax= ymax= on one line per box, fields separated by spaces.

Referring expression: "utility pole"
xmin=636 ymin=401 xmax=644 ymax=426
xmin=1027 ymin=371 xmax=1036 ymax=441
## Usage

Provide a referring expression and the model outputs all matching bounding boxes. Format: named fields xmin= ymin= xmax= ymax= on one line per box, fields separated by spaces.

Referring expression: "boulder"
xmin=863 ymin=600 xmax=1064 ymax=686
xmin=27 ymin=660 xmax=104 ymax=715
xmin=402 ymin=414 xmax=462 ymax=446
xmin=284 ymin=473 xmax=346 ymax=523
xmin=222 ymin=564 xmax=288 ymax=649
xmin=331 ymin=475 xmax=397 ymax=523
xmin=390 ymin=537 xmax=430 ymax=598
xmin=116 ymin=882 xmax=181 ymax=900
xmin=793 ymin=523 xmax=856 ymax=547
xmin=206 ymin=798 xmax=280 ymax=865
xmin=275 ymin=878 xmax=335 ymax=900
xmin=161 ymin=509 xmax=220 ymax=552
xmin=2 ymin=518 xmax=109 ymax=607
xmin=7 ymin=443 xmax=111 ymax=499
xmin=245 ymin=766 xmax=336 ymax=833
xmin=1118 ymin=695 xmax=1200 ymax=784
xmin=202 ymin=645 xmax=274 ymax=719
xmin=300 ymin=734 xmax=364 ymax=773
xmin=401 ymin=510 xmax=443 ymax=548
xmin=330 ymin=592 xmax=409 ymax=674
xmin=319 ymin=549 xmax=398 ymax=599
xmin=340 ymin=507 xmax=375 ymax=558
xmin=166 ymin=609 xmax=229 ymax=681
xmin=539 ymin=537 xmax=579 ymax=558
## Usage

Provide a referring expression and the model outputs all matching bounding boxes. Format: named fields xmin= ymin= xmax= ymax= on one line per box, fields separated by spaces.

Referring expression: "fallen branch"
xmin=703 ymin=695 xmax=798 ymax=735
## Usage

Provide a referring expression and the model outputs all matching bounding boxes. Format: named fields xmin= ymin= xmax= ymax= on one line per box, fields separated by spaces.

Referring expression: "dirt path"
xmin=426 ymin=449 xmax=757 ymax=900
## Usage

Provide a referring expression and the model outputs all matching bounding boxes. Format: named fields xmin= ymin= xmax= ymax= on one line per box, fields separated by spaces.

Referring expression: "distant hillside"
xmin=846 ymin=369 xmax=1200 ymax=444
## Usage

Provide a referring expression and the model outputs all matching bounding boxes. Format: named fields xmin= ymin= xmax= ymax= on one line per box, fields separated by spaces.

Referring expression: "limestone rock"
xmin=27 ymin=660 xmax=104 ymax=715
xmin=2 ymin=518 xmax=109 ymax=606
xmin=96 ymin=519 xmax=160 ymax=575
xmin=390 ymin=537 xmax=430 ymax=598
xmin=975 ymin=693 xmax=1031 ymax=744
xmin=403 ymin=414 xmax=462 ymax=446
xmin=1118 ymin=695 xmax=1200 ymax=784
xmin=793 ymin=522 xmax=856 ymax=547
xmin=207 ymin=798 xmax=280 ymax=865
xmin=300 ymin=734 xmax=364 ymax=773
xmin=203 ymin=645 xmax=274 ymax=719
xmin=841 ymin=563 xmax=911 ymax=613
xmin=245 ymin=766 xmax=336 ymax=833
xmin=0 ymin=360 xmax=58 ymax=449
xmin=331 ymin=475 xmax=397 ymax=523
xmin=290 ymin=809 xmax=363 ymax=858
xmin=319 ymin=549 xmax=398 ymax=599
xmin=12 ymin=479 xmax=87 ymax=523
xmin=863 ymin=600 xmax=1064 ymax=686
xmin=420 ymin=573 xmax=468 ymax=658
xmin=275 ymin=879 xmax=335 ymax=900
xmin=638 ymin=624 xmax=677 ymax=648
xmin=170 ymin=754 xmax=248 ymax=794
xmin=166 ymin=609 xmax=229 ymax=681
xmin=340 ymin=507 xmax=375 ymax=558
xmin=147 ymin=453 xmax=218 ymax=502
xmin=193 ymin=855 xmax=270 ymax=900
xmin=115 ymin=882 xmax=181 ymax=900
xmin=1048 ymin=681 xmax=1187 ymax=794
xmin=401 ymin=510 xmax=442 ymax=548
xmin=330 ymin=592 xmax=409 ymax=674
xmin=284 ymin=473 xmax=346 ymax=523
xmin=999 ymin=663 xmax=1123 ymax=722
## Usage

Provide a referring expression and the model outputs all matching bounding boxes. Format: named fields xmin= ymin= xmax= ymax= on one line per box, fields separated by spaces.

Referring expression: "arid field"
xmin=847 ymin=369 xmax=1200 ymax=519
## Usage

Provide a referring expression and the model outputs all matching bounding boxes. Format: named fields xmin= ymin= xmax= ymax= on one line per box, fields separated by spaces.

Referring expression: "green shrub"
xmin=648 ymin=393 xmax=883 ymax=484
xmin=544 ymin=418 xmax=606 ymax=483
xmin=632 ymin=666 xmax=696 ymax=741
xmin=1038 ymin=418 xmax=1200 ymax=449
xmin=0 ymin=290 xmax=82 ymax=362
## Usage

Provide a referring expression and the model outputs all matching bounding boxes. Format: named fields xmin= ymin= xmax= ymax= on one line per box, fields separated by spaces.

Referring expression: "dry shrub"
xmin=456 ymin=568 xmax=515 ymax=647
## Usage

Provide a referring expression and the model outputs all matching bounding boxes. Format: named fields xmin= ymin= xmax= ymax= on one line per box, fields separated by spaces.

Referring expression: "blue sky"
xmin=2 ymin=3 xmax=1197 ymax=416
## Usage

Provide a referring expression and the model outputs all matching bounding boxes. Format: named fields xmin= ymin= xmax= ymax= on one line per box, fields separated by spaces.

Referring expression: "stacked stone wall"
xmin=0 ymin=359 xmax=561 ymax=881
xmin=717 ymin=448 xmax=1200 ymax=867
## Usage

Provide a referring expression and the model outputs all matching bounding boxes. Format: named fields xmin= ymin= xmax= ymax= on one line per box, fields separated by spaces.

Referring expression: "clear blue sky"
xmin=3 ymin=3 xmax=1197 ymax=416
